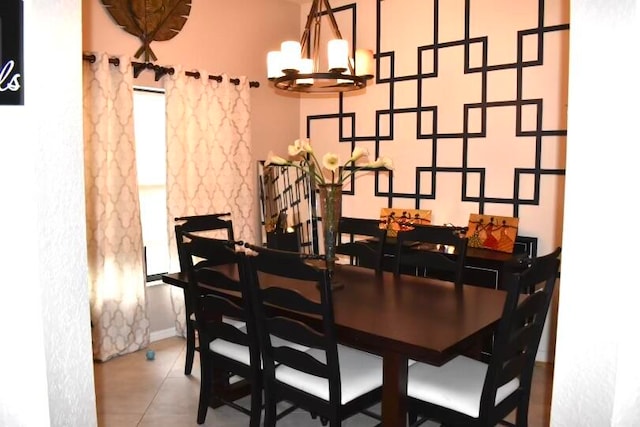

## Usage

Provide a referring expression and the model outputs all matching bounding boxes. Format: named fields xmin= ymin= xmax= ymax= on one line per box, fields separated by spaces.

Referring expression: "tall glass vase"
xmin=318 ymin=183 xmax=342 ymax=280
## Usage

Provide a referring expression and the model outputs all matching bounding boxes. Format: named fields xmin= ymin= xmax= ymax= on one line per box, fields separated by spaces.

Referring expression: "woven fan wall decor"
xmin=100 ymin=0 xmax=192 ymax=62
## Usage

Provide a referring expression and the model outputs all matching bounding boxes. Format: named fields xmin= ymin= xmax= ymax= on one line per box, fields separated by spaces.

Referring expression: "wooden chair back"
xmin=394 ymin=224 xmax=469 ymax=285
xmin=336 ymin=216 xmax=388 ymax=272
xmin=173 ymin=213 xmax=236 ymax=376
xmin=480 ymin=246 xmax=561 ymax=424
xmin=181 ymin=233 xmax=262 ymax=425
xmin=406 ymin=247 xmax=561 ymax=426
xmin=175 ymin=213 xmax=235 ymax=272
xmin=243 ymin=244 xmax=343 ymax=415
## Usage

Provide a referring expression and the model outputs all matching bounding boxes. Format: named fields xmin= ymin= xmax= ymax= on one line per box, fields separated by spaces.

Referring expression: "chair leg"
xmin=197 ymin=355 xmax=211 ymax=424
xmin=408 ymin=409 xmax=418 ymax=426
xmin=515 ymin=393 xmax=531 ymax=427
xmin=249 ymin=372 xmax=263 ymax=427
xmin=263 ymin=386 xmax=277 ymax=427
xmin=184 ymin=317 xmax=196 ymax=375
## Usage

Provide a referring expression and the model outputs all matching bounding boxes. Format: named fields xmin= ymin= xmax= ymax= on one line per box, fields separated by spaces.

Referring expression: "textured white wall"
xmin=0 ymin=8 xmax=51 ymax=424
xmin=0 ymin=0 xmax=97 ymax=426
xmin=552 ymin=1 xmax=640 ymax=425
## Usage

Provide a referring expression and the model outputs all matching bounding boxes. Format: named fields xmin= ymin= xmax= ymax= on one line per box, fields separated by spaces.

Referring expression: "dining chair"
xmin=393 ymin=224 xmax=469 ymax=286
xmin=406 ymin=247 xmax=561 ymax=427
xmin=335 ymin=216 xmax=388 ymax=273
xmin=244 ymin=243 xmax=384 ymax=427
xmin=174 ymin=212 xmax=234 ymax=375
xmin=180 ymin=232 xmax=262 ymax=426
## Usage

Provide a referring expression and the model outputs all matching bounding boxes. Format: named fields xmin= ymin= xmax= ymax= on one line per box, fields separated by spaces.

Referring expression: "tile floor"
xmin=94 ymin=337 xmax=553 ymax=426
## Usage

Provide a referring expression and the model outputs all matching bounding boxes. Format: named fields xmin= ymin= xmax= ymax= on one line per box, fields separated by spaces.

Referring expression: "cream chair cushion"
xmin=210 ymin=326 xmax=308 ymax=367
xmin=275 ymin=344 xmax=383 ymax=404
xmin=407 ymin=355 xmax=520 ymax=418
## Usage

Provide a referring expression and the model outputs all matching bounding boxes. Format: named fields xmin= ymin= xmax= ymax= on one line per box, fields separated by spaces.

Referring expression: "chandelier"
xmin=267 ymin=0 xmax=374 ymax=94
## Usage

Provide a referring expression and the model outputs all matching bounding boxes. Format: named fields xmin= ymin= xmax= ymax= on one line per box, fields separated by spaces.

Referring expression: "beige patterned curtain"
xmin=163 ymin=67 xmax=257 ymax=336
xmin=83 ymin=53 xmax=149 ymax=361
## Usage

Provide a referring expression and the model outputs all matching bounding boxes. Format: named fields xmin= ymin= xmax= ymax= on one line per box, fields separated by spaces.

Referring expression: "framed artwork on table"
xmin=379 ymin=208 xmax=432 ymax=237
xmin=466 ymin=214 xmax=519 ymax=253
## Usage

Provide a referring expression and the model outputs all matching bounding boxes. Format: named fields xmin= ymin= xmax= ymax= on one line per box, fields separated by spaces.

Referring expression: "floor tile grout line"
xmin=137 ymin=339 xmax=189 ymax=426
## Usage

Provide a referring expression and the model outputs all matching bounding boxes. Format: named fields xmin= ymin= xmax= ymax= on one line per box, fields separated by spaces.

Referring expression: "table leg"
xmin=382 ymin=350 xmax=408 ymax=427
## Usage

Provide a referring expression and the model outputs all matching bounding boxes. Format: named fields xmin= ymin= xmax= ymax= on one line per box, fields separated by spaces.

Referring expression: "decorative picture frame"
xmin=379 ymin=208 xmax=432 ymax=237
xmin=466 ymin=214 xmax=519 ymax=253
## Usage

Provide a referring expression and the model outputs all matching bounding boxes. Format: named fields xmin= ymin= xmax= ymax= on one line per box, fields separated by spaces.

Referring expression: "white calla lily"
xmin=349 ymin=146 xmax=368 ymax=163
xmin=265 ymin=151 xmax=289 ymax=166
xmin=268 ymin=138 xmax=392 ymax=186
xmin=380 ymin=156 xmax=394 ymax=170
xmin=367 ymin=156 xmax=393 ymax=170
xmin=288 ymin=141 xmax=303 ymax=157
xmin=322 ymin=153 xmax=340 ymax=172
xmin=299 ymin=138 xmax=313 ymax=153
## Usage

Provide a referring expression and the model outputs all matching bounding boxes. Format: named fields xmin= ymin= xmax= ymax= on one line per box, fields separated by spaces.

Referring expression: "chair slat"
xmin=274 ymin=346 xmax=330 ymax=379
xmin=262 ymin=286 xmax=322 ymax=315
xmin=336 ymin=217 xmax=387 ymax=272
xmin=394 ymin=225 xmax=468 ymax=286
xmin=269 ymin=316 xmax=325 ymax=349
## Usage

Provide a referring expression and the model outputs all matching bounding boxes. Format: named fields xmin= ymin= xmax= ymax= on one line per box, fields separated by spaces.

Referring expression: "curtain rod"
xmin=82 ymin=54 xmax=260 ymax=88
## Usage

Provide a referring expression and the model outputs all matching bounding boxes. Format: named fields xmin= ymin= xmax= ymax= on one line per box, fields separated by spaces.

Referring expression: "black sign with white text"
xmin=0 ymin=0 xmax=24 ymax=105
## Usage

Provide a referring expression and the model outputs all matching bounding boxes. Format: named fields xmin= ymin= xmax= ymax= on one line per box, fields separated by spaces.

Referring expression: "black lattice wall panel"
xmin=301 ymin=0 xmax=569 ymax=252
xmin=259 ymin=164 xmax=316 ymax=253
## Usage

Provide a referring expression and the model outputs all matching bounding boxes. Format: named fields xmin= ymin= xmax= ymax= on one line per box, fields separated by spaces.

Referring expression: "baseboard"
xmin=150 ymin=327 xmax=177 ymax=343
xmin=536 ymin=349 xmax=553 ymax=363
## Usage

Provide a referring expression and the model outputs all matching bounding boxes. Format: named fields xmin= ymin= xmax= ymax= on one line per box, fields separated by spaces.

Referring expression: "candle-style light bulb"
xmin=355 ymin=48 xmax=374 ymax=78
xmin=267 ymin=51 xmax=284 ymax=80
xmin=296 ymin=58 xmax=314 ymax=86
xmin=328 ymin=39 xmax=349 ymax=72
xmin=280 ymin=41 xmax=301 ymax=73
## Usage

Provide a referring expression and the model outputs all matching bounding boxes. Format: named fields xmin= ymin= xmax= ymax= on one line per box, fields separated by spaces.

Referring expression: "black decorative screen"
xmin=258 ymin=163 xmax=317 ymax=253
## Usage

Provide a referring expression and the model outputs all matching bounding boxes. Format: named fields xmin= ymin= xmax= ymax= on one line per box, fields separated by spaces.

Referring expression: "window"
xmin=133 ymin=87 xmax=169 ymax=282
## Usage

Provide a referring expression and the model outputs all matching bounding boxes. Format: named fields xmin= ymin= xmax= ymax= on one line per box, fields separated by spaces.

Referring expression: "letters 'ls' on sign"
xmin=0 ymin=0 xmax=24 ymax=106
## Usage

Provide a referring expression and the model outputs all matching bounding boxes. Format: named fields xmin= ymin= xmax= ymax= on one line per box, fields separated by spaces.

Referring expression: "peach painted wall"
xmin=82 ymin=0 xmax=303 ymax=162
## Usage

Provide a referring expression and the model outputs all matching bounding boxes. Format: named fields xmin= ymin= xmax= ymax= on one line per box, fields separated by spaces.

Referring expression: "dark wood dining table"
xmin=163 ymin=263 xmax=508 ymax=426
